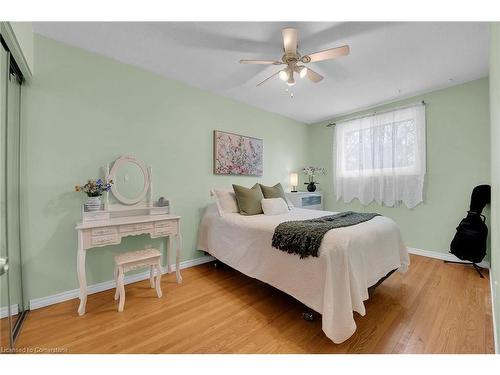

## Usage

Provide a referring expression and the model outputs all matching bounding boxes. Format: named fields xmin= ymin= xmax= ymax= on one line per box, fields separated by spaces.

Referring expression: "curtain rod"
xmin=326 ymin=100 xmax=426 ymax=127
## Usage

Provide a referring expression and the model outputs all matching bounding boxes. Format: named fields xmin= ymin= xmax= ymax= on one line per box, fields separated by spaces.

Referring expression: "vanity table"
xmin=75 ymin=155 xmax=182 ymax=316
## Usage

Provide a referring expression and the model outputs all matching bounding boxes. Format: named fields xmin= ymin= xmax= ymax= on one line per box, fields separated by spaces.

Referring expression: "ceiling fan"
xmin=240 ymin=27 xmax=350 ymax=87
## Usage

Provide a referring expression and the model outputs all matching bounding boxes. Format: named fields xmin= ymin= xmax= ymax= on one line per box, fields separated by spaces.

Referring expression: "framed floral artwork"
xmin=213 ymin=130 xmax=263 ymax=176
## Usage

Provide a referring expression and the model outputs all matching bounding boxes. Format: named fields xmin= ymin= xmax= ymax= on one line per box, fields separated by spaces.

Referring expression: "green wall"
xmin=308 ymin=78 xmax=491 ymax=257
xmin=489 ymin=22 xmax=500 ymax=353
xmin=21 ymin=35 xmax=309 ymax=301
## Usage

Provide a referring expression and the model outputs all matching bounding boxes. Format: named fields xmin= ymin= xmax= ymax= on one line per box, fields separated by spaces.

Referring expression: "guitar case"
xmin=449 ymin=185 xmax=491 ymax=264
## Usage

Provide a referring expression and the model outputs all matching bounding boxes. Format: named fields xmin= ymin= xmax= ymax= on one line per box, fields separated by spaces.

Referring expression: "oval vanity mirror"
xmin=109 ymin=155 xmax=150 ymax=205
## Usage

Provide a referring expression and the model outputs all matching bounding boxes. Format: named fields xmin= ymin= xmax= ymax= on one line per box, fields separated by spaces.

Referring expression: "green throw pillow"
xmin=232 ymin=183 xmax=264 ymax=215
xmin=259 ymin=183 xmax=287 ymax=204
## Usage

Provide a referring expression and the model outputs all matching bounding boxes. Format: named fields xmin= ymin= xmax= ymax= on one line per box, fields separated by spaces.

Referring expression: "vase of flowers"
xmin=302 ymin=166 xmax=326 ymax=192
xmin=75 ymin=178 xmax=113 ymax=211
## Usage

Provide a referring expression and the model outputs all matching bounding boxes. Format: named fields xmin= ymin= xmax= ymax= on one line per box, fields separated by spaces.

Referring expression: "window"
xmin=334 ymin=104 xmax=426 ymax=208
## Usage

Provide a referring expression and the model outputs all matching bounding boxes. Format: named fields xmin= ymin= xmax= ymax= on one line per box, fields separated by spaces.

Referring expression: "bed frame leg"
xmin=302 ymin=311 xmax=317 ymax=322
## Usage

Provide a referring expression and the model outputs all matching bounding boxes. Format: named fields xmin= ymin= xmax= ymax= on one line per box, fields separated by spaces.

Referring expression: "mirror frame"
xmin=109 ymin=155 xmax=150 ymax=206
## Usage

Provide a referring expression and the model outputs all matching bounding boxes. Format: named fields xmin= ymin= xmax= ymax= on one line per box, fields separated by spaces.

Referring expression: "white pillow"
xmin=211 ymin=189 xmax=239 ymax=216
xmin=261 ymin=198 xmax=289 ymax=216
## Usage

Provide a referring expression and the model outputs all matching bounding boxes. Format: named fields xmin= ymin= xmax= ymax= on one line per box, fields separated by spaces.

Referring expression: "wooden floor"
xmin=14 ymin=254 xmax=494 ymax=354
xmin=1 ymin=316 xmax=11 ymax=349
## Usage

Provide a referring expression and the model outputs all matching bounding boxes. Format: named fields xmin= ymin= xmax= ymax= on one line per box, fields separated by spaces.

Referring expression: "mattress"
xmin=197 ymin=204 xmax=409 ymax=343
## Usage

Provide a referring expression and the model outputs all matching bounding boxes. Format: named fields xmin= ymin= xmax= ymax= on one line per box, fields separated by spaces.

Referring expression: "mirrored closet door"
xmin=0 ymin=38 xmax=26 ymax=353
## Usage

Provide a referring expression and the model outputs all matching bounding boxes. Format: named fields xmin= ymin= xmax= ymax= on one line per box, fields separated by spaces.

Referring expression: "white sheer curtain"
xmin=334 ymin=104 xmax=426 ymax=208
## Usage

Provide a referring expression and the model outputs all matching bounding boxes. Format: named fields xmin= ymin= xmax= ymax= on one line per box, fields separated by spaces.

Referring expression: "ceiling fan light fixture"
xmin=241 ymin=27 xmax=348 ymax=88
xmin=299 ymin=66 xmax=308 ymax=78
xmin=279 ymin=69 xmax=289 ymax=81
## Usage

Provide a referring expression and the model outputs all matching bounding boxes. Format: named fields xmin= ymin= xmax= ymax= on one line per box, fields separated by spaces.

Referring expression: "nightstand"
xmin=285 ymin=192 xmax=324 ymax=210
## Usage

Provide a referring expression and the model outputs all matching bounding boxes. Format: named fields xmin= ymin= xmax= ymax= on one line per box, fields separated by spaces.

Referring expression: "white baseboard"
xmin=29 ymin=255 xmax=215 ymax=311
xmin=407 ymin=247 xmax=490 ymax=269
xmin=490 ymin=270 xmax=498 ymax=354
xmin=28 ymin=249 xmax=490 ymax=310
xmin=0 ymin=304 xmax=19 ymax=319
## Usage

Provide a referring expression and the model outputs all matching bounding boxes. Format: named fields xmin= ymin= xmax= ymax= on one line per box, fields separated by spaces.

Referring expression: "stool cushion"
xmin=114 ymin=248 xmax=161 ymax=266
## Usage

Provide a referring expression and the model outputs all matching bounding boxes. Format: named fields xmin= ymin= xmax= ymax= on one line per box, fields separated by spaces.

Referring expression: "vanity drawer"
xmin=119 ymin=223 xmax=154 ymax=234
xmin=91 ymin=234 xmax=119 ymax=246
xmin=82 ymin=228 xmax=120 ymax=249
xmin=91 ymin=226 xmax=117 ymax=236
xmin=154 ymin=220 xmax=178 ymax=235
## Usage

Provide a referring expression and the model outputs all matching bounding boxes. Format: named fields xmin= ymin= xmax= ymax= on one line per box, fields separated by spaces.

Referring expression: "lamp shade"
xmin=290 ymin=172 xmax=299 ymax=187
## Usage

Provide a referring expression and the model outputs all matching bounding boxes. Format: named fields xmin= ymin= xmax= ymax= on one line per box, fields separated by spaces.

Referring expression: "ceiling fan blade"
xmin=256 ymin=71 xmax=281 ymax=87
xmin=240 ymin=59 xmax=282 ymax=65
xmin=302 ymin=45 xmax=350 ymax=63
xmin=305 ymin=68 xmax=323 ymax=83
xmin=282 ymin=28 xmax=298 ymax=55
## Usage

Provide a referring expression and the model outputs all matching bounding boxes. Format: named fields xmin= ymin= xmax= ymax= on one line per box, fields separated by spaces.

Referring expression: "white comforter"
xmin=197 ymin=205 xmax=409 ymax=343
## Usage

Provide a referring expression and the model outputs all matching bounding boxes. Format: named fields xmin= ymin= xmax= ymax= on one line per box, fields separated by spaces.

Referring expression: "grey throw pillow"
xmin=232 ymin=183 xmax=264 ymax=215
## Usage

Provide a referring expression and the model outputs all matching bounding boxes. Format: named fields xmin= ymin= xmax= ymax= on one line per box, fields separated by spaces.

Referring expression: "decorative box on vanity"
xmin=285 ymin=192 xmax=323 ymax=210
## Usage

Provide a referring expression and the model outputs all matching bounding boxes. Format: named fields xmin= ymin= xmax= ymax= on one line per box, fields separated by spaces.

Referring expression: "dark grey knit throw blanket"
xmin=272 ymin=211 xmax=380 ymax=258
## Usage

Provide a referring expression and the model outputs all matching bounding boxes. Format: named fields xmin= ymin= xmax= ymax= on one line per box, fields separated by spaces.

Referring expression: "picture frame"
xmin=213 ymin=130 xmax=263 ymax=176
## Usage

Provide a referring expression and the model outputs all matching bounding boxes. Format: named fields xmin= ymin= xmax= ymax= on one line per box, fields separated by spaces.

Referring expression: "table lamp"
xmin=290 ymin=173 xmax=298 ymax=193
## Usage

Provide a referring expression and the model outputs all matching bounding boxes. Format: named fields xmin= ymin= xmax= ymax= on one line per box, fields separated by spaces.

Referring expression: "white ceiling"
xmin=33 ymin=22 xmax=490 ymax=124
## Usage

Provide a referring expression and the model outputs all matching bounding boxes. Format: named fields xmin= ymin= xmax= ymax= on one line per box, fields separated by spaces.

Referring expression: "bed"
xmin=197 ymin=204 xmax=409 ymax=344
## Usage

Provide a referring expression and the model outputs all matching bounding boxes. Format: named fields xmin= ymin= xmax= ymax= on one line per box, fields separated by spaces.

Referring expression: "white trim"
xmin=29 ymin=254 xmax=214 ymax=311
xmin=490 ymin=270 xmax=498 ymax=354
xmin=0 ymin=304 xmax=19 ymax=319
xmin=0 ymin=22 xmax=33 ymax=79
xmin=407 ymin=247 xmax=490 ymax=269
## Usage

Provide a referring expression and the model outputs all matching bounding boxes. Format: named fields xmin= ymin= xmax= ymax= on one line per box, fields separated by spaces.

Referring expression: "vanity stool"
xmin=114 ymin=248 xmax=162 ymax=312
